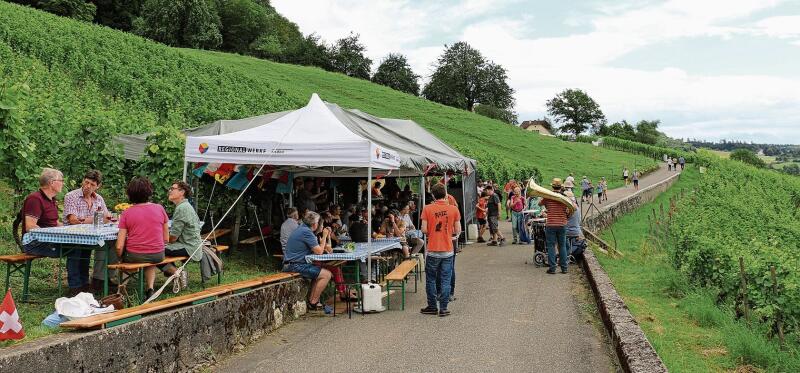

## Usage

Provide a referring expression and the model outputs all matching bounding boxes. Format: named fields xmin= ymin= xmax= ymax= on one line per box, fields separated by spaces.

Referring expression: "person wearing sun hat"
xmin=538 ymin=178 xmax=571 ymax=274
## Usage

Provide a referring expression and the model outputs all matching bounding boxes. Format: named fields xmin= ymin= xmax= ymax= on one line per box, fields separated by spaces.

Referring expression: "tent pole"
xmin=181 ymin=161 xmax=188 ymax=182
xmin=367 ymin=167 xmax=372 ymax=284
xmin=463 ymin=175 xmax=468 ymax=241
xmin=288 ymin=176 xmax=294 ymax=208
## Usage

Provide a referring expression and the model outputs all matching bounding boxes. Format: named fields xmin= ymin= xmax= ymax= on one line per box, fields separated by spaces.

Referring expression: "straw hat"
xmin=551 ymin=178 xmax=564 ymax=189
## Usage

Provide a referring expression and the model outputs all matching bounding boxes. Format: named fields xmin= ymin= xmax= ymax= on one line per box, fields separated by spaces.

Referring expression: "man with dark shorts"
xmin=282 ymin=211 xmax=333 ymax=311
xmin=484 ymin=185 xmax=505 ymax=246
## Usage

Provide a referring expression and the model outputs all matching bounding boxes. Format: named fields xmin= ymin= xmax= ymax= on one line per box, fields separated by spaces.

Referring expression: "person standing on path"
xmin=580 ymin=176 xmax=590 ymax=202
xmin=667 ymin=158 xmax=673 ymax=171
xmin=539 ymin=178 xmax=571 ymax=274
xmin=420 ymin=184 xmax=461 ymax=317
xmin=485 ymin=185 xmax=505 ymax=246
xmin=504 ymin=180 xmax=517 ymax=222
xmin=622 ymin=167 xmax=630 ymax=187
xmin=476 ymin=191 xmax=488 ymax=243
xmin=509 ymin=186 xmax=525 ymax=244
xmin=632 ymin=169 xmax=640 ymax=190
xmin=673 ymin=158 xmax=679 ymax=172
xmin=679 ymin=156 xmax=685 ymax=171
xmin=564 ymin=173 xmax=575 ymax=193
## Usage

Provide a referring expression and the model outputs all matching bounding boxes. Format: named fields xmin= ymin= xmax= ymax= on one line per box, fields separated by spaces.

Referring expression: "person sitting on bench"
xmin=163 ymin=180 xmax=202 ymax=289
xmin=22 ymin=168 xmax=84 ymax=296
xmin=282 ymin=211 xmax=332 ymax=311
xmin=116 ymin=177 xmax=171 ymax=299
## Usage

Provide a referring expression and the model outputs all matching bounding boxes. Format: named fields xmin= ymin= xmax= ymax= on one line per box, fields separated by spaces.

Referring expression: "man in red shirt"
xmin=21 ymin=168 xmax=85 ymax=293
xmin=420 ymin=184 xmax=461 ymax=317
xmin=539 ymin=178 xmax=573 ymax=274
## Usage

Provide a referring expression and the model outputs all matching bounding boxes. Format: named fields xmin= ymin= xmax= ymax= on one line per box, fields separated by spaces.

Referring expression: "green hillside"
xmin=0 ymin=1 xmax=655 ymax=194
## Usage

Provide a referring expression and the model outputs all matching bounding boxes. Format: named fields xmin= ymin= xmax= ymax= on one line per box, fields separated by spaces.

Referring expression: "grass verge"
xmin=596 ymin=166 xmax=800 ymax=372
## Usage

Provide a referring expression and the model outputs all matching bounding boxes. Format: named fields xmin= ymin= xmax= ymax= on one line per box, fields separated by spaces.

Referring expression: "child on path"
xmin=623 ymin=167 xmax=630 ymax=187
xmin=595 ymin=182 xmax=603 ymax=204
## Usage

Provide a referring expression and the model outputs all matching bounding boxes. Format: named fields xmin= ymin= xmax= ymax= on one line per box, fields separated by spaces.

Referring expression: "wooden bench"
xmin=385 ymin=259 xmax=418 ymax=310
xmin=238 ymin=236 xmax=263 ymax=245
xmin=201 ymin=228 xmax=231 ymax=242
xmin=108 ymin=256 xmax=189 ymax=302
xmin=60 ymin=272 xmax=299 ymax=329
xmin=2 ymin=254 xmax=43 ymax=302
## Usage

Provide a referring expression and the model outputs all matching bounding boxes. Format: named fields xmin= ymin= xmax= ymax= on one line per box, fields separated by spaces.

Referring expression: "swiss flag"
xmin=0 ymin=289 xmax=24 ymax=340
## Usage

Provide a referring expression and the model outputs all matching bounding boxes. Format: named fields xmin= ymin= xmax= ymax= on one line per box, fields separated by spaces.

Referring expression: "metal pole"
xmin=367 ymin=167 xmax=372 ymax=283
xmin=181 ymin=161 xmax=188 ymax=182
xmin=462 ymin=174 xmax=468 ymax=241
xmin=288 ymin=176 xmax=293 ymax=208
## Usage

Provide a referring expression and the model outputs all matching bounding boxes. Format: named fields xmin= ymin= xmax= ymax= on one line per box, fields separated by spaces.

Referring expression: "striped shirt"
xmin=63 ymin=188 xmax=109 ymax=223
xmin=539 ymin=198 xmax=569 ymax=227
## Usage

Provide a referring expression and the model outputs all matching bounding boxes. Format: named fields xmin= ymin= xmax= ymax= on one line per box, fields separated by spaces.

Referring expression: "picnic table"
xmin=305 ymin=240 xmax=402 ymax=263
xmin=22 ymin=224 xmax=119 ymax=296
xmin=336 ymin=230 xmax=423 ymax=244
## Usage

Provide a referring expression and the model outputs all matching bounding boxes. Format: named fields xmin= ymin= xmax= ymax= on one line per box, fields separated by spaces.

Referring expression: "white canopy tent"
xmin=183 ymin=94 xmax=401 ymax=289
xmin=184 ymin=93 xmax=400 ymax=170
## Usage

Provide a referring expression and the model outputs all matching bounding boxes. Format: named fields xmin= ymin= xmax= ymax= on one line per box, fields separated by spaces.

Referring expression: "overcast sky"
xmin=272 ymin=0 xmax=800 ymax=144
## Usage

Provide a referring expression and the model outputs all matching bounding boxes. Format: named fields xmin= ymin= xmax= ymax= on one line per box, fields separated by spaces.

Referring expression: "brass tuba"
xmin=525 ymin=177 xmax=576 ymax=214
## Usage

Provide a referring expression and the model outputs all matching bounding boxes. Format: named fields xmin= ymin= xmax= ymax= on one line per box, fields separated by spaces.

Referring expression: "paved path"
xmin=580 ymin=163 xmax=678 ymax=217
xmin=213 ymin=162 xmax=679 ymax=373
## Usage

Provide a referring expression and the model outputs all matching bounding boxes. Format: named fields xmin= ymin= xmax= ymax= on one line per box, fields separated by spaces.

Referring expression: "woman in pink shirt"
xmin=115 ymin=177 xmax=169 ymax=299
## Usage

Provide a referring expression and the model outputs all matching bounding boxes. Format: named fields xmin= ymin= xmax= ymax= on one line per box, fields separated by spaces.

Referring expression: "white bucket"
xmin=468 ymin=223 xmax=478 ymax=240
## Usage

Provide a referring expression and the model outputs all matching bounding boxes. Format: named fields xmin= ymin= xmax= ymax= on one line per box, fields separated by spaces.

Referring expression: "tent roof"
xmin=183 ymin=94 xmax=400 ymax=169
xmin=117 ymin=93 xmax=475 ymax=175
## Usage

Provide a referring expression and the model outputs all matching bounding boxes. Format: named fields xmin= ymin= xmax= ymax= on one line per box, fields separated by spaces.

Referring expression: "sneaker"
xmin=512 ymin=240 xmax=518 ymax=245
xmin=546 ymin=268 xmax=557 ymax=274
xmin=179 ymin=269 xmax=189 ymax=289
xmin=499 ymin=239 xmax=506 ymax=247
xmin=308 ymin=302 xmax=328 ymax=312
xmin=438 ymin=309 xmax=451 ymax=317
xmin=487 ymin=241 xmax=498 ymax=246
xmin=561 ymin=268 xmax=568 ymax=274
xmin=145 ymin=288 xmax=155 ymax=300
xmin=420 ymin=306 xmax=439 ymax=315
xmin=476 ymin=237 xmax=486 ymax=243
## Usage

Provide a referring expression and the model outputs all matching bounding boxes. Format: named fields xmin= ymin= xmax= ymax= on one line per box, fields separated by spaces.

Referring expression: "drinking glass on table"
xmin=110 ymin=213 xmax=119 ymax=224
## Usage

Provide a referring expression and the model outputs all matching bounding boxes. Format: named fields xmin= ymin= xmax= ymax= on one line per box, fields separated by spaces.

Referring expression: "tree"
xmin=545 ymin=89 xmax=606 ymax=136
xmin=218 ymin=0 xmax=270 ymax=53
xmin=422 ymin=42 xmax=514 ymax=112
xmin=90 ymin=0 xmax=142 ymax=30
xmin=730 ymin=148 xmax=767 ymax=168
xmin=284 ymin=33 xmax=333 ymax=70
xmin=474 ymin=104 xmax=518 ymax=124
xmin=634 ymin=119 xmax=661 ymax=145
xmin=371 ymin=53 xmax=420 ymax=95
xmin=329 ymin=33 xmax=372 ymax=79
xmin=10 ymin=0 xmax=98 ymax=21
xmin=133 ymin=0 xmax=222 ymax=49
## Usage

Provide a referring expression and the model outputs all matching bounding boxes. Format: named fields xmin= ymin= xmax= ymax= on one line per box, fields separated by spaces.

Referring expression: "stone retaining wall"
xmin=0 ymin=277 xmax=308 ymax=373
xmin=580 ymin=173 xmax=680 ymax=373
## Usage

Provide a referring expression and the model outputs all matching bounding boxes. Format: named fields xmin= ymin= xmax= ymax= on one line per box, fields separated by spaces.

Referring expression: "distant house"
xmin=520 ymin=120 xmax=553 ymax=136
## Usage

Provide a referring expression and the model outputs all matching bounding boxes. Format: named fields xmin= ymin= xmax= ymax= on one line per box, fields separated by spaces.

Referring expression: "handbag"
xmin=99 ymin=284 xmax=127 ymax=310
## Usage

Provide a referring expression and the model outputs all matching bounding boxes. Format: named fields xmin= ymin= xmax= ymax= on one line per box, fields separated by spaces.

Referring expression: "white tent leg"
xmin=181 ymin=161 xmax=188 ymax=182
xmin=367 ymin=167 xmax=372 ymax=283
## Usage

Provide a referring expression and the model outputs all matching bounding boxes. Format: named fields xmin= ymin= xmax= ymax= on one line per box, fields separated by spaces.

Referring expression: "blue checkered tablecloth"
xmin=305 ymin=241 xmax=402 ymax=263
xmin=336 ymin=236 xmax=401 ymax=244
xmin=22 ymin=224 xmax=119 ymax=247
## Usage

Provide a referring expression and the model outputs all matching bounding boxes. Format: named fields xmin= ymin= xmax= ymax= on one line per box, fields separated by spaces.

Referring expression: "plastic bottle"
xmin=93 ymin=207 xmax=103 ymax=229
